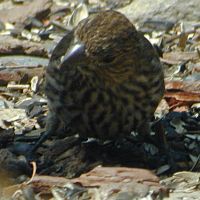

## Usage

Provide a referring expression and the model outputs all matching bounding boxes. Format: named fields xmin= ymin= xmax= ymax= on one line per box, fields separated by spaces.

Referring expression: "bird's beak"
xmin=60 ymin=43 xmax=86 ymax=69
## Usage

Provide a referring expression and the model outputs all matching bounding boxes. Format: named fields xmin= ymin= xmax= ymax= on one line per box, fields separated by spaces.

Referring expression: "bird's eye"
xmin=102 ymin=54 xmax=115 ymax=63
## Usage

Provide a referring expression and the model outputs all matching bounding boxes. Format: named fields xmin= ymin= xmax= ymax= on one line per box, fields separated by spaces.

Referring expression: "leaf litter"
xmin=0 ymin=0 xmax=200 ymax=199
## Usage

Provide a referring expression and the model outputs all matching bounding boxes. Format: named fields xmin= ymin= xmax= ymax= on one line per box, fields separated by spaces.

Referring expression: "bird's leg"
xmin=137 ymin=120 xmax=168 ymax=150
xmin=152 ymin=119 xmax=178 ymax=171
xmin=28 ymin=113 xmax=60 ymax=154
xmin=134 ymin=120 xmax=177 ymax=171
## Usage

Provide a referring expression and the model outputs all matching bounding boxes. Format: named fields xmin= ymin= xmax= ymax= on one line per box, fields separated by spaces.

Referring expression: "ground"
xmin=0 ymin=0 xmax=200 ymax=199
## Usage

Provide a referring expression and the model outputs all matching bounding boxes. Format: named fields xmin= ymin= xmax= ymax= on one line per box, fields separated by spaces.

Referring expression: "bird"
xmin=31 ymin=10 xmax=164 ymax=152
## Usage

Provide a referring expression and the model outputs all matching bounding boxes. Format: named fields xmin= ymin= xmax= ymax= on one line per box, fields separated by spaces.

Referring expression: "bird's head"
xmin=61 ymin=11 xmax=139 ymax=84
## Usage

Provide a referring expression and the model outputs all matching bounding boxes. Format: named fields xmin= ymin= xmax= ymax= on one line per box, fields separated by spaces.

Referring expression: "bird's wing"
xmin=136 ymin=32 xmax=162 ymax=74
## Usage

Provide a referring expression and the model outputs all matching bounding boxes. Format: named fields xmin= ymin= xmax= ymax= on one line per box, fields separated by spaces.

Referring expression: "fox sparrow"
xmin=32 ymin=10 xmax=164 ymax=151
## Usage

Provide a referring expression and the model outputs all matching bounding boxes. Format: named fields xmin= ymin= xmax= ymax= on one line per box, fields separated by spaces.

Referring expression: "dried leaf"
xmin=163 ymin=51 xmax=199 ymax=64
xmin=30 ymin=76 xmax=39 ymax=92
xmin=0 ymin=108 xmax=26 ymax=123
xmin=178 ymin=32 xmax=189 ymax=50
xmin=68 ymin=3 xmax=89 ymax=29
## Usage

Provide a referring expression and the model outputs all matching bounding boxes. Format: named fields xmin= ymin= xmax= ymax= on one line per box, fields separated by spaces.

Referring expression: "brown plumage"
xmin=39 ymin=10 xmax=164 ymax=147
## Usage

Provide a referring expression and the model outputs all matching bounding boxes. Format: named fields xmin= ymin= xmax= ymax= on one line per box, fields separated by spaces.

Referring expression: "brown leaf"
xmin=165 ymin=91 xmax=200 ymax=103
xmin=165 ymin=80 xmax=200 ymax=93
xmin=72 ymin=166 xmax=160 ymax=187
xmin=163 ymin=51 xmax=199 ymax=64
xmin=164 ymin=81 xmax=200 ymax=109
xmin=178 ymin=32 xmax=189 ymax=50
xmin=0 ymin=0 xmax=51 ymax=24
